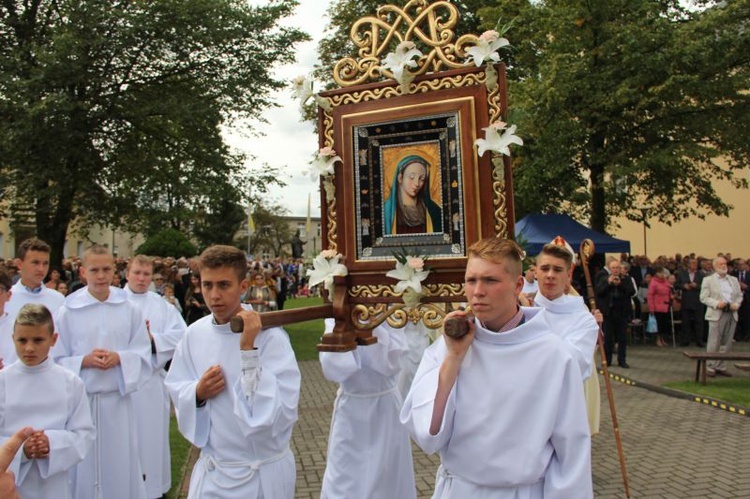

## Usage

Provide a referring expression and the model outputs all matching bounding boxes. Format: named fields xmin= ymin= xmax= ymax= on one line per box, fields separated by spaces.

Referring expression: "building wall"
xmin=610 ymin=167 xmax=750 ymax=259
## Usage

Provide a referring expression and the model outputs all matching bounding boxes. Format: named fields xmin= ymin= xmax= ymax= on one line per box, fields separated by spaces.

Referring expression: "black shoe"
xmin=618 ymin=362 xmax=630 ymax=369
xmin=715 ymin=370 xmax=732 ymax=377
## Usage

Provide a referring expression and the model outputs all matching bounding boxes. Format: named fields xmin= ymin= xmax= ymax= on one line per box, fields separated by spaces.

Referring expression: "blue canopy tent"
xmin=515 ymin=214 xmax=631 ymax=255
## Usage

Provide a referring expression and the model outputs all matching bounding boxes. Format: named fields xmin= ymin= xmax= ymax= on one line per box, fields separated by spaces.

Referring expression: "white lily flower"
xmin=475 ymin=122 xmax=523 ymax=157
xmin=466 ymin=30 xmax=509 ymax=67
xmin=307 ymin=252 xmax=348 ymax=294
xmin=292 ymin=75 xmax=314 ymax=107
xmin=382 ymin=41 xmax=422 ymax=85
xmin=386 ymin=261 xmax=430 ymax=294
xmin=308 ymin=147 xmax=341 ymax=180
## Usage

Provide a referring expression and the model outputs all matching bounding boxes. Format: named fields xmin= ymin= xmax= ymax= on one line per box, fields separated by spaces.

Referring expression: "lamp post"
xmin=638 ymin=206 xmax=651 ymax=257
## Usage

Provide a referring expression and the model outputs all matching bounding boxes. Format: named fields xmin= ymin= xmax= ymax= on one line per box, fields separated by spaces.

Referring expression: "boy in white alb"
xmin=319 ymin=319 xmax=416 ymax=499
xmin=0 ymin=303 xmax=95 ymax=499
xmin=5 ymin=239 xmax=64 ymax=321
xmin=52 ymin=245 xmax=151 ymax=499
xmin=533 ymin=238 xmax=601 ymax=434
xmin=0 ymin=269 xmax=16 ymax=368
xmin=165 ymin=245 xmax=301 ymax=499
xmin=401 ymin=237 xmax=592 ymax=498
xmin=125 ymin=255 xmax=187 ymax=498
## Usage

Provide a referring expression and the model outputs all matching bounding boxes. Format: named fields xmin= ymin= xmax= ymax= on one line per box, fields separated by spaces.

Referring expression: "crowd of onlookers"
xmin=562 ymin=251 xmax=750 ymax=345
xmin=0 ymin=254 xmax=312 ymax=325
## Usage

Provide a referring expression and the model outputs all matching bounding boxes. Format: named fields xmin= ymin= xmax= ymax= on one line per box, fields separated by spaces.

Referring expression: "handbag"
xmin=646 ymin=313 xmax=658 ymax=334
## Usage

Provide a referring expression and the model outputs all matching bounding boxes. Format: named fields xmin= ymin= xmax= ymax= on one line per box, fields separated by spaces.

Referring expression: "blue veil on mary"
xmin=383 ymin=155 xmax=443 ymax=235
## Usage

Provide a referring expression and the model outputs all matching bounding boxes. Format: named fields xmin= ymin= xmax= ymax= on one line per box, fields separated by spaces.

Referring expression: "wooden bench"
xmin=683 ymin=352 xmax=750 ymax=385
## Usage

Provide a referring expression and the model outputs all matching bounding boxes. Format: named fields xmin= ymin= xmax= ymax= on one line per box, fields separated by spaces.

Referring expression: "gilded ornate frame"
xmin=315 ymin=0 xmax=515 ymax=349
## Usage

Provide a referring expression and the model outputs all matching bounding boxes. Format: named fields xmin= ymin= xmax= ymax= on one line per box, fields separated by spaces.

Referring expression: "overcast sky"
xmin=224 ymin=1 xmax=334 ymax=218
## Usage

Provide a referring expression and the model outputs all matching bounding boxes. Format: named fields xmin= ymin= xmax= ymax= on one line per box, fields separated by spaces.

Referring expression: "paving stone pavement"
xmin=179 ymin=341 xmax=750 ymax=498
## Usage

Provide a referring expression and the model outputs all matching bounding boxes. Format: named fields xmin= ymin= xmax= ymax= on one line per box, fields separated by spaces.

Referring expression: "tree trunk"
xmin=34 ymin=179 xmax=75 ymax=268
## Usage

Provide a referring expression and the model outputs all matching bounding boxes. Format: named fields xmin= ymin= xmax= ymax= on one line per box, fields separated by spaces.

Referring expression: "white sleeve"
xmin=399 ymin=338 xmax=456 ymax=455
xmin=232 ymin=328 xmax=301 ymax=438
xmin=117 ymin=305 xmax=152 ymax=395
xmin=240 ymin=349 xmax=261 ymax=397
xmin=165 ymin=335 xmax=210 ymax=448
xmin=563 ymin=315 xmax=599 ymax=380
xmin=32 ymin=378 xmax=95 ymax=479
xmin=152 ymin=303 xmax=187 ymax=369
xmin=319 ymin=319 xmax=361 ymax=383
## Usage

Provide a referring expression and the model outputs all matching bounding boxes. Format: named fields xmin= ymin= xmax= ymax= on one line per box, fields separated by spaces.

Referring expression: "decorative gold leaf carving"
xmin=333 ymin=0 xmax=481 ymax=87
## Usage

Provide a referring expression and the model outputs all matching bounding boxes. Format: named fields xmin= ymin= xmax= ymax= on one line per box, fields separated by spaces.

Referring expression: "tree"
xmin=247 ymin=202 xmax=293 ymax=258
xmin=0 ymin=0 xmax=308 ymax=265
xmin=477 ymin=0 xmax=750 ymax=232
xmin=136 ymin=228 xmax=197 ymax=258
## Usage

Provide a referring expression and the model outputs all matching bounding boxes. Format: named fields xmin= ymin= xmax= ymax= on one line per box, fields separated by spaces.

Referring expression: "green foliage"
xmin=192 ymin=197 xmax=247 ymax=251
xmin=479 ymin=0 xmax=750 ymax=231
xmin=136 ymin=228 xmax=197 ymax=258
xmin=247 ymin=201 xmax=293 ymax=257
xmin=0 ymin=0 xmax=308 ymax=264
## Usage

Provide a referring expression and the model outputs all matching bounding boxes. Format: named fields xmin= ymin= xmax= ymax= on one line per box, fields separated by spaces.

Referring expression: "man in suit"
xmin=675 ymin=257 xmax=705 ymax=347
xmin=596 ymin=257 xmax=636 ymax=368
xmin=731 ymin=258 xmax=749 ymax=341
xmin=629 ymin=255 xmax=654 ymax=289
xmin=699 ymin=256 xmax=743 ymax=377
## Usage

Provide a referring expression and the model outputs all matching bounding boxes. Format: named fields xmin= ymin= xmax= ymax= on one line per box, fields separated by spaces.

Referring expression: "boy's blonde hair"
xmin=467 ymin=237 xmax=524 ymax=277
xmin=14 ymin=303 xmax=55 ymax=335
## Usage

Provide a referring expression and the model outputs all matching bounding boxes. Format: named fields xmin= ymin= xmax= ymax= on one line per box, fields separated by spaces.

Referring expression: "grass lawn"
xmin=167 ymin=416 xmax=191 ymax=498
xmin=283 ymin=296 xmax=326 ymax=361
xmin=664 ymin=378 xmax=750 ymax=407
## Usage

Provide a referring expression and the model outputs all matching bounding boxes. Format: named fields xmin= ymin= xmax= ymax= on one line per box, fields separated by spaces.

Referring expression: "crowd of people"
xmin=0 ymin=253 xmax=312 ymax=327
xmin=0 ymin=235 xmax=745 ymax=498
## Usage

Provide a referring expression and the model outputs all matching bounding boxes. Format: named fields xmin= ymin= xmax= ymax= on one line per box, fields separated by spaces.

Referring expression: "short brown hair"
xmin=538 ymin=244 xmax=574 ymax=269
xmin=14 ymin=303 xmax=54 ymax=335
xmin=199 ymin=245 xmax=247 ymax=281
xmin=467 ymin=237 xmax=524 ymax=277
xmin=17 ymin=238 xmax=51 ymax=261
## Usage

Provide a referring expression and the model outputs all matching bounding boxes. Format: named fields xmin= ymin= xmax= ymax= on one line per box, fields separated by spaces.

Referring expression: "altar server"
xmin=0 ymin=304 xmax=94 ymax=499
xmin=5 ymin=238 xmax=64 ymax=320
xmin=125 ymin=255 xmax=187 ymax=498
xmin=319 ymin=318 xmax=416 ymax=499
xmin=534 ymin=238 xmax=601 ymax=434
xmin=52 ymin=244 xmax=151 ymax=499
xmin=165 ymin=245 xmax=300 ymax=499
xmin=401 ymin=237 xmax=592 ymax=498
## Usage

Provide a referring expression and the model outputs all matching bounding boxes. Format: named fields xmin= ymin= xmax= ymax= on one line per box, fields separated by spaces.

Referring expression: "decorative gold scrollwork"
xmin=352 ymin=301 xmax=465 ymax=330
xmin=492 ymin=160 xmax=508 ymax=237
xmin=349 ymin=283 xmax=464 ymax=299
xmin=333 ymin=0 xmax=480 ymax=87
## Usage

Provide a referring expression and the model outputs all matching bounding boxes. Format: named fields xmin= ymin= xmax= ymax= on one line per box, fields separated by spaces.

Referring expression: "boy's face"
xmin=464 ymin=256 xmax=523 ymax=332
xmin=536 ymin=254 xmax=572 ymax=301
xmin=126 ymin=261 xmax=153 ymax=294
xmin=13 ymin=324 xmax=57 ymax=367
xmin=81 ymin=253 xmax=115 ymax=300
xmin=15 ymin=250 xmax=50 ymax=288
xmin=201 ymin=266 xmax=249 ymax=325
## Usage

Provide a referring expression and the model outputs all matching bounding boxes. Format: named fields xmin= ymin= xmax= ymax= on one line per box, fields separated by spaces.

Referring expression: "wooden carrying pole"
xmin=579 ymin=239 xmax=631 ymax=498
